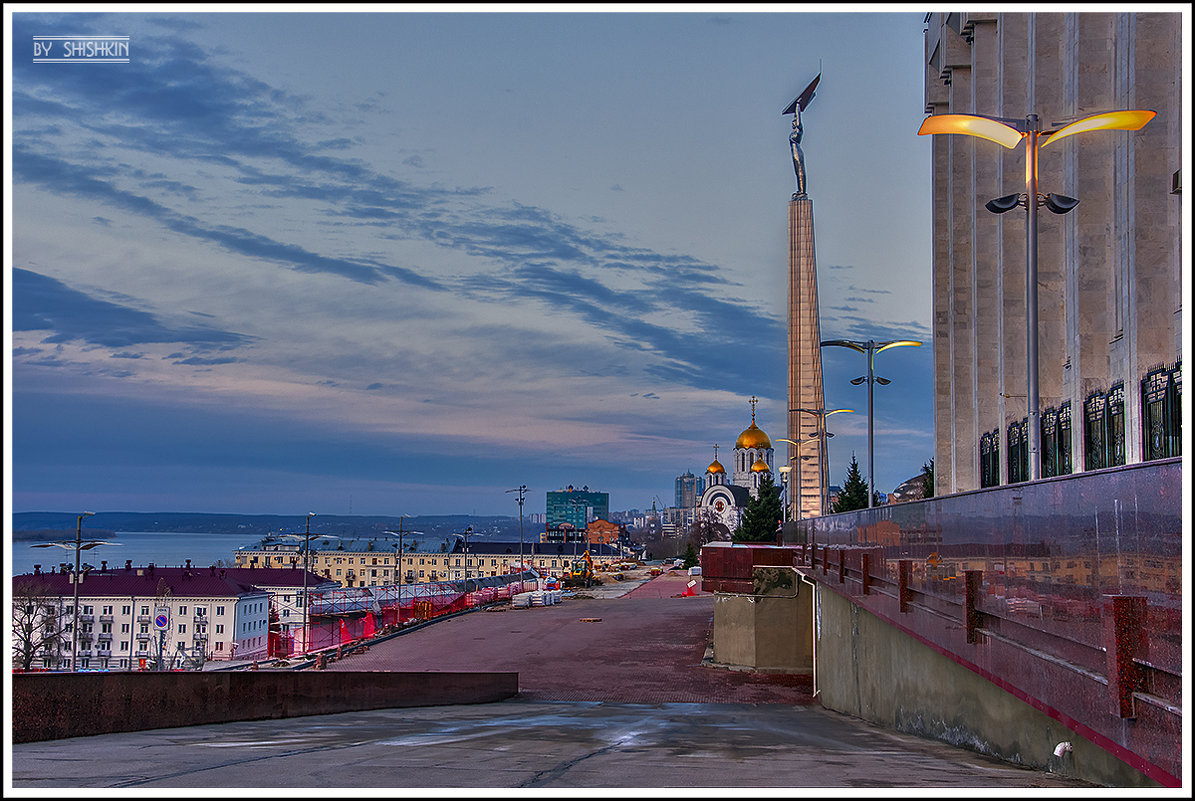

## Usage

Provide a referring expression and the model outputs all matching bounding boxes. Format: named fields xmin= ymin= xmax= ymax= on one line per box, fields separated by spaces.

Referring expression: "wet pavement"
xmin=9 ymin=570 xmax=1097 ymax=790
xmin=10 ymin=699 xmax=1095 ymax=789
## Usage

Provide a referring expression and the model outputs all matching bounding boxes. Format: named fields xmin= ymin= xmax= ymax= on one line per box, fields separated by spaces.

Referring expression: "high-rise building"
xmin=545 ymin=486 xmax=609 ymax=530
xmin=674 ymin=471 xmax=704 ymax=509
xmin=922 ymin=12 xmax=1182 ymax=494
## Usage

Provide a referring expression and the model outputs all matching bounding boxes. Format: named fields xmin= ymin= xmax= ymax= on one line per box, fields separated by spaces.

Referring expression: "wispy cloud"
xmin=13 ymin=268 xmax=253 ymax=351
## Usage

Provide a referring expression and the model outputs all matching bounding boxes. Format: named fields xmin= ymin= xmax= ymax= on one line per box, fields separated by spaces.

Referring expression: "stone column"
xmin=787 ymin=196 xmax=827 ymax=517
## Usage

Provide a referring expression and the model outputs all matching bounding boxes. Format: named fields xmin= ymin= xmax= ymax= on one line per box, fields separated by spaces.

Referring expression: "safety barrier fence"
xmin=788 ymin=458 xmax=1181 ymax=787
xmin=281 ymin=571 xmax=538 ymax=656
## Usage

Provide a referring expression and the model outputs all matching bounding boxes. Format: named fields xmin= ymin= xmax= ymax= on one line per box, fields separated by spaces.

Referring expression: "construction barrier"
xmin=278 ymin=571 xmax=539 ymax=656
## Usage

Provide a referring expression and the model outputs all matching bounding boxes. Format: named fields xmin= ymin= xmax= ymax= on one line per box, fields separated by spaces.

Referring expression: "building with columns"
xmin=922 ymin=11 xmax=1182 ymax=494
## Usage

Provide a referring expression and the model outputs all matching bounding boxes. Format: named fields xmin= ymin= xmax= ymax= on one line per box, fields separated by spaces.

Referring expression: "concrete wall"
xmin=12 ymin=671 xmax=518 ymax=743
xmin=813 ymin=588 xmax=1159 ymax=788
xmin=711 ymin=567 xmax=813 ymax=673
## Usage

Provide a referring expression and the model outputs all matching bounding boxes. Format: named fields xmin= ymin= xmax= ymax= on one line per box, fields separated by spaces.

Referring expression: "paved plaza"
xmin=10 ymin=571 xmax=1096 ymax=791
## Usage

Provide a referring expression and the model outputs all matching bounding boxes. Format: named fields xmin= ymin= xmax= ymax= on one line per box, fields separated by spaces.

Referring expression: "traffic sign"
xmin=154 ymin=606 xmax=170 ymax=630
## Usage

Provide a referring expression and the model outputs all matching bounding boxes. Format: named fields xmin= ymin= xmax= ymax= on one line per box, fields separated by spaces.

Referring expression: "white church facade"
xmin=695 ymin=397 xmax=775 ymax=536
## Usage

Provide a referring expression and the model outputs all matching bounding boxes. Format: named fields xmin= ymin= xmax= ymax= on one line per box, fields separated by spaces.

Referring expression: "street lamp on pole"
xmin=777 ymin=437 xmax=820 ymax=521
xmin=790 ymin=407 xmax=853 ymax=514
xmin=777 ymin=466 xmax=791 ymax=524
xmin=505 ymin=485 xmax=528 ymax=577
xmin=302 ymin=512 xmax=315 ymax=654
xmin=384 ymin=515 xmax=411 ymax=585
xmin=820 ymin=339 xmax=921 ymax=507
xmin=31 ymin=512 xmax=120 ymax=670
xmin=461 ymin=526 xmax=472 ymax=585
xmin=918 ymin=109 xmax=1154 ymax=480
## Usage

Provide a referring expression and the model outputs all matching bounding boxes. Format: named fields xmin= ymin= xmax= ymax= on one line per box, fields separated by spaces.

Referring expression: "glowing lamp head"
xmin=1042 ymin=110 xmax=1156 ymax=148
xmin=917 ymin=114 xmax=1024 ymax=149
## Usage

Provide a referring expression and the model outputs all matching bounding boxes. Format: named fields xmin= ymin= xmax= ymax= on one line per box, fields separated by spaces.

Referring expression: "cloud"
xmin=12 ymin=268 xmax=253 ymax=351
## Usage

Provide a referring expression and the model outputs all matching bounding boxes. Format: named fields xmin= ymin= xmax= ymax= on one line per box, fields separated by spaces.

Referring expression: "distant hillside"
xmin=11 ymin=512 xmax=530 ymax=541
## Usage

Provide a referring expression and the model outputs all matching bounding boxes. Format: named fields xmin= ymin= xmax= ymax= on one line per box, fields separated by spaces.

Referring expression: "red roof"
xmin=12 ymin=565 xmax=327 ymax=599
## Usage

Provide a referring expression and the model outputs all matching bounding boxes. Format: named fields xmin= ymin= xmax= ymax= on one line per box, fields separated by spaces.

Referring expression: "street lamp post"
xmin=820 ymin=340 xmax=921 ymax=507
xmin=30 ymin=512 xmax=122 ymax=670
xmin=777 ymin=437 xmax=820 ymax=521
xmin=384 ymin=515 xmax=411 ymax=585
xmin=777 ymin=466 xmax=791 ymax=523
xmin=790 ymin=408 xmax=853 ymax=514
xmin=301 ymin=512 xmax=315 ymax=655
xmin=506 ymin=485 xmax=527 ymax=577
xmin=70 ymin=512 xmax=94 ymax=670
xmin=462 ymin=526 xmax=472 ymax=585
xmin=918 ymin=109 xmax=1154 ymax=480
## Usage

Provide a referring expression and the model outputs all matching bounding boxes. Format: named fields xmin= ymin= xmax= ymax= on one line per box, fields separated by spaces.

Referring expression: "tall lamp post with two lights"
xmin=820 ymin=339 xmax=921 ymax=507
xmin=301 ymin=512 xmax=316 ymax=654
xmin=505 ymin=484 xmax=528 ymax=577
xmin=31 ymin=511 xmax=122 ymax=670
xmin=917 ymin=109 xmax=1154 ymax=480
xmin=384 ymin=514 xmax=411 ymax=584
xmin=790 ymin=407 xmax=853 ymax=514
xmin=777 ymin=436 xmax=820 ymax=521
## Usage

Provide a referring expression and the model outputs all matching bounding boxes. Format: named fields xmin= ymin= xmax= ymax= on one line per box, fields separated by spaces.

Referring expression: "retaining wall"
xmin=12 ymin=671 xmax=518 ymax=742
xmin=814 ymin=588 xmax=1160 ymax=787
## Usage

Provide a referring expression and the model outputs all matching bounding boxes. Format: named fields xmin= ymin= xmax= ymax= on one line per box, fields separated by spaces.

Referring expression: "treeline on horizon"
xmin=11 ymin=511 xmax=525 ymax=539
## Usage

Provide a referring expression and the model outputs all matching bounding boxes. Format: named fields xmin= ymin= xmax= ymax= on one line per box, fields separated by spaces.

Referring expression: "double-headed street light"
xmin=821 ymin=339 xmax=922 ymax=507
xmin=777 ymin=437 xmax=819 ymax=521
xmin=918 ymin=109 xmax=1154 ymax=480
xmin=301 ymin=512 xmax=316 ymax=654
xmin=790 ymin=408 xmax=852 ymax=514
xmin=505 ymin=485 xmax=528 ymax=576
xmin=32 ymin=511 xmax=114 ymax=670
xmin=384 ymin=514 xmax=412 ymax=585
xmin=462 ymin=526 xmax=473 ymax=585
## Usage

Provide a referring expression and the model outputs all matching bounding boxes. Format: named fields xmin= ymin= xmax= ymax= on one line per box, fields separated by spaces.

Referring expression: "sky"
xmin=5 ymin=6 xmax=937 ymax=518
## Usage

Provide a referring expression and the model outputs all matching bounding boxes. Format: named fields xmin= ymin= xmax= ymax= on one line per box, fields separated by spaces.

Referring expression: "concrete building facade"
xmin=233 ymin=538 xmax=623 ymax=585
xmin=923 ymin=11 xmax=1182 ymax=494
xmin=10 ymin=563 xmax=282 ymax=669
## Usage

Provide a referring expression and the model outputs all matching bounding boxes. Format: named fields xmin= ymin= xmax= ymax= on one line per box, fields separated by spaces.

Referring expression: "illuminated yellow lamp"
xmin=1041 ymin=109 xmax=1156 ymax=148
xmin=917 ymin=114 xmax=1023 ymax=149
xmin=876 ymin=340 xmax=923 ymax=354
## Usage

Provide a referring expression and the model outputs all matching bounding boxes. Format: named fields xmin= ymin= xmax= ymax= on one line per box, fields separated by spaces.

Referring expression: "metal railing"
xmin=791 ymin=458 xmax=1181 ymax=787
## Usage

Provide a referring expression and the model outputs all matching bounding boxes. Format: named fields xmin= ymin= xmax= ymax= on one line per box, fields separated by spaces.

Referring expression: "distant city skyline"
xmin=8 ymin=7 xmax=934 ymax=517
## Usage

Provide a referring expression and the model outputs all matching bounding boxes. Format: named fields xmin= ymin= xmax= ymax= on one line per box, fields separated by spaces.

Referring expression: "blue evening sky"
xmin=6 ymin=6 xmax=935 ymax=517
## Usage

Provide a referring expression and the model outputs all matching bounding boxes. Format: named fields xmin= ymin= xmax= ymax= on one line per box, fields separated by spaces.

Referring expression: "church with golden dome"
xmin=695 ymin=396 xmax=775 ymax=535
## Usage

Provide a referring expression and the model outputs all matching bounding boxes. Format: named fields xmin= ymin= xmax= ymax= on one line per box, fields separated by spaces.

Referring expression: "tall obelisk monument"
xmin=784 ymin=73 xmax=828 ymax=519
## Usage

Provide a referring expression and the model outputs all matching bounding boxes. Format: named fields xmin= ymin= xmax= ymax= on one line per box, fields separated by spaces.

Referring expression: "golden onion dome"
xmin=750 ymin=457 xmax=771 ymax=473
xmin=707 ymin=459 xmax=725 ymax=475
xmin=735 ymin=422 xmax=772 ymax=451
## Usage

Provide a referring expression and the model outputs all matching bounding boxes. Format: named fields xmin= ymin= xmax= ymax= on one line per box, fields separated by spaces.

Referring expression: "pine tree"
xmin=921 ymin=458 xmax=935 ymax=498
xmin=833 ymin=454 xmax=870 ymax=513
xmin=733 ymin=473 xmax=784 ymax=542
xmin=682 ymin=543 xmax=699 ymax=568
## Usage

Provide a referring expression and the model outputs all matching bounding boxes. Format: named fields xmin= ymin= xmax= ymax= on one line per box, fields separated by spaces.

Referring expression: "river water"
xmin=9 ymin=531 xmax=262 ymax=577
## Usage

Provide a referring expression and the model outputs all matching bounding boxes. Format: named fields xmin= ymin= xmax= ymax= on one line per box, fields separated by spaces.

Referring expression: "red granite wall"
xmin=12 ymin=671 xmax=518 ymax=742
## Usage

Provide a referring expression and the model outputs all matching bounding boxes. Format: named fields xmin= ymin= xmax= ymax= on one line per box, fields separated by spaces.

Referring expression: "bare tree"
xmin=688 ymin=508 xmax=733 ymax=545
xmin=12 ymin=576 xmax=63 ymax=671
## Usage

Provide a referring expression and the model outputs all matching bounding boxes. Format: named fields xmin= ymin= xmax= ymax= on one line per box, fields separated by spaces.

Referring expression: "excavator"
xmin=563 ymin=549 xmax=596 ymax=588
